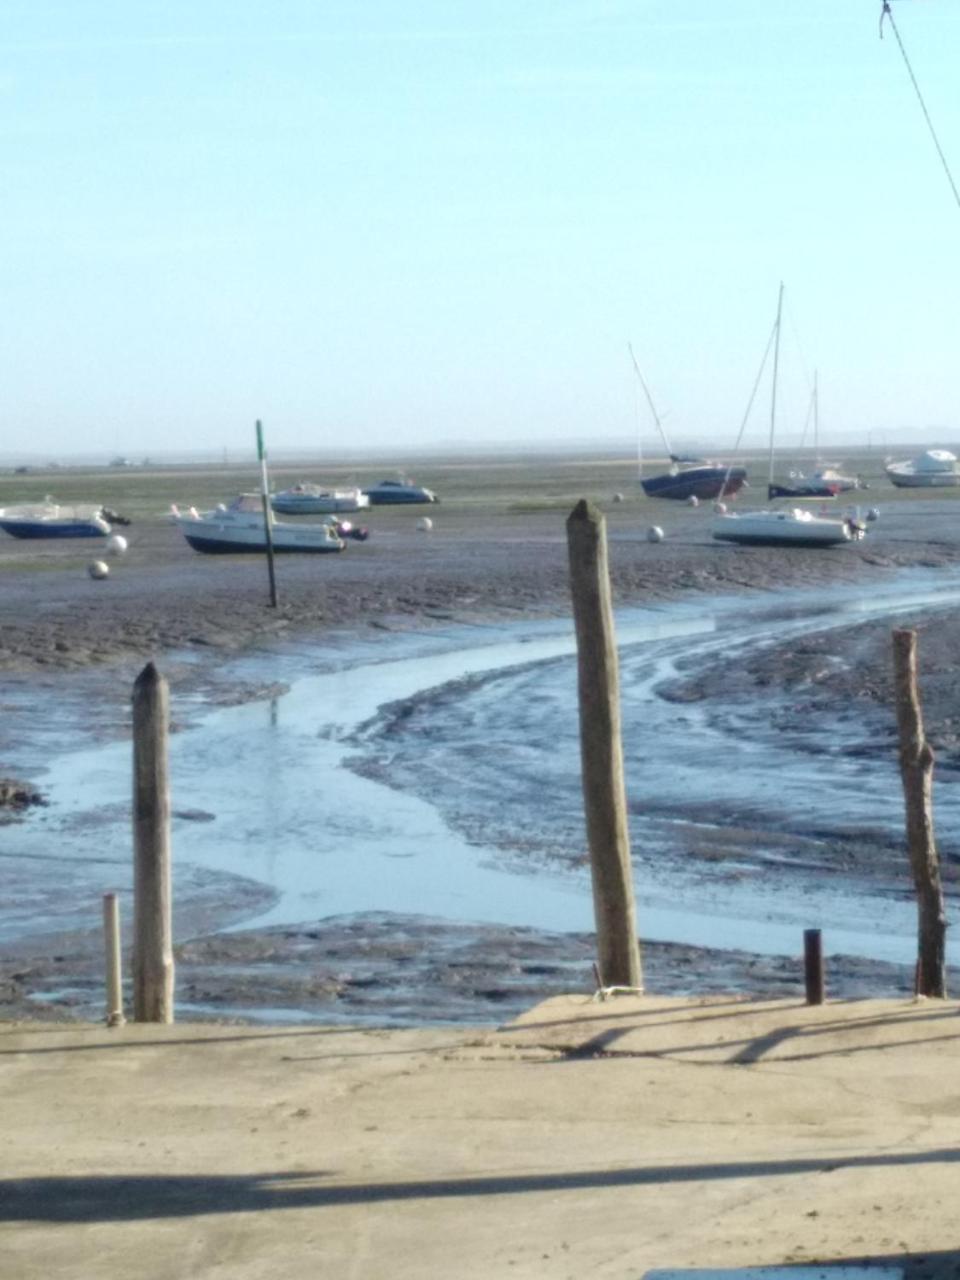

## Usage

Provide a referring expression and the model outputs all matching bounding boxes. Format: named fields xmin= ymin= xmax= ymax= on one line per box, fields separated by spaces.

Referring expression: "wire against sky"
xmin=880 ymin=0 xmax=960 ymax=215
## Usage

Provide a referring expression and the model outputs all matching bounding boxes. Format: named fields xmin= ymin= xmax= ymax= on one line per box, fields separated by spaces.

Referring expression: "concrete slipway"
xmin=3 ymin=997 xmax=960 ymax=1279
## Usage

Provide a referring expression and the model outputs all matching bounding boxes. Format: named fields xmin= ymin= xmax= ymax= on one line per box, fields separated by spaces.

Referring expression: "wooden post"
xmin=102 ymin=892 xmax=125 ymax=1027
xmin=892 ymin=628 xmax=946 ymax=997
xmin=803 ymin=928 xmax=824 ymax=1005
xmin=132 ymin=662 xmax=175 ymax=1022
xmin=567 ymin=500 xmax=642 ymax=990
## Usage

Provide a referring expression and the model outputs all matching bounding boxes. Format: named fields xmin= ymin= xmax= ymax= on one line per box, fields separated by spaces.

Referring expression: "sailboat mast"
xmin=767 ymin=282 xmax=784 ymax=487
xmin=813 ymin=370 xmax=819 ymax=465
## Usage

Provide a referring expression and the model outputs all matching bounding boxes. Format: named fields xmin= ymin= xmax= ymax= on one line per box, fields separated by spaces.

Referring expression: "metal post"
xmin=132 ymin=662 xmax=175 ymax=1023
xmin=103 ymin=892 xmax=125 ymax=1027
xmin=804 ymin=928 xmax=824 ymax=1005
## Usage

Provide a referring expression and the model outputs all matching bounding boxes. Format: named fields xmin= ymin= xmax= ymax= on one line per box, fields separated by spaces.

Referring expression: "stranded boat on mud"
xmin=712 ymin=507 xmax=866 ymax=547
xmin=271 ymin=483 xmax=369 ymax=514
xmin=172 ymin=494 xmax=345 ymax=554
xmin=362 ymin=478 xmax=438 ymax=505
xmin=885 ymin=449 xmax=960 ymax=488
xmin=628 ymin=346 xmax=747 ymax=501
xmin=0 ymin=500 xmax=121 ymax=539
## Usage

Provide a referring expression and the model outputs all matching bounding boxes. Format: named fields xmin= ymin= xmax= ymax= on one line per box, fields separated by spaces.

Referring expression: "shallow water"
xmin=5 ymin=569 xmax=960 ymax=966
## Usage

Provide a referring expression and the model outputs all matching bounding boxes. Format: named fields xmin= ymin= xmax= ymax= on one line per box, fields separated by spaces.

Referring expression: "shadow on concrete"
xmin=5 ymin=1148 xmax=960 ymax=1223
xmin=550 ymin=1004 xmax=960 ymax=1065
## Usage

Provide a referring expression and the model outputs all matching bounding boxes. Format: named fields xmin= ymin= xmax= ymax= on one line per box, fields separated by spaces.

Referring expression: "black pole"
xmin=256 ymin=419 xmax=278 ymax=608
xmin=804 ymin=928 xmax=824 ymax=1006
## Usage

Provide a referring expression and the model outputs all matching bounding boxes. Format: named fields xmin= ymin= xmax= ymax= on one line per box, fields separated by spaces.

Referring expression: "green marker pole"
xmin=256 ymin=419 xmax=278 ymax=608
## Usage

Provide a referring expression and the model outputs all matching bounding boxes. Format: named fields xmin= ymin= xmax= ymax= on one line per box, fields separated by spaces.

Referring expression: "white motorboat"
xmin=172 ymin=494 xmax=345 ymax=554
xmin=713 ymin=507 xmax=865 ymax=547
xmin=271 ymin=483 xmax=370 ymax=514
xmin=0 ymin=499 xmax=112 ymax=539
xmin=885 ymin=449 xmax=960 ymax=488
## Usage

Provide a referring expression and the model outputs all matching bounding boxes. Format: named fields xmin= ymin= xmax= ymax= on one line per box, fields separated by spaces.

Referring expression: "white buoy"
xmin=612 ymin=492 xmax=624 ymax=503
xmin=713 ymin=501 xmax=727 ymax=515
xmin=87 ymin=560 xmax=110 ymax=580
xmin=687 ymin=495 xmax=699 ymax=508
xmin=647 ymin=526 xmax=664 ymax=543
xmin=416 ymin=517 xmax=433 ymax=532
xmin=106 ymin=534 xmax=128 ymax=555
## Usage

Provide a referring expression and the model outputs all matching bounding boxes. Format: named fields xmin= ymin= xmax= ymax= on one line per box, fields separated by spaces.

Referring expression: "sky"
xmin=2 ymin=0 xmax=959 ymax=460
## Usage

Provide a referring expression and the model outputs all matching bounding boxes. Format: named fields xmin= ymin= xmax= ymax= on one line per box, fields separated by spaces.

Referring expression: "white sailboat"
xmin=712 ymin=286 xmax=867 ymax=548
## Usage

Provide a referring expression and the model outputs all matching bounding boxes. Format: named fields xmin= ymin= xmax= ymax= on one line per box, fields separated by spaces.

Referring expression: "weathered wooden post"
xmin=132 ymin=662 xmax=175 ymax=1022
xmin=102 ymin=892 xmax=125 ymax=1027
xmin=892 ymin=628 xmax=946 ymax=997
xmin=566 ymin=500 xmax=642 ymax=990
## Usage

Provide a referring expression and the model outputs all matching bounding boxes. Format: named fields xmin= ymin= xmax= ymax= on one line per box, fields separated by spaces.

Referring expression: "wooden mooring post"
xmin=566 ymin=500 xmax=642 ymax=991
xmin=892 ymin=628 xmax=946 ymax=998
xmin=132 ymin=662 xmax=175 ymax=1022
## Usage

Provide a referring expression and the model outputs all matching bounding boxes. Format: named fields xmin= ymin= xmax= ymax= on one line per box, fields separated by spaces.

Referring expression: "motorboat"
xmin=628 ymin=346 xmax=747 ymax=501
xmin=172 ymin=494 xmax=345 ymax=554
xmin=0 ymin=500 xmax=113 ymax=539
xmin=271 ymin=483 xmax=370 ymax=514
xmin=362 ymin=478 xmax=438 ymax=505
xmin=885 ymin=449 xmax=960 ymax=488
xmin=713 ymin=507 xmax=866 ymax=547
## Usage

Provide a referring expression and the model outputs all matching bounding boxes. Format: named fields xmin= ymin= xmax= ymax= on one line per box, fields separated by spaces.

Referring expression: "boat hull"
xmin=271 ymin=489 xmax=370 ymax=514
xmin=641 ymin=467 xmax=747 ymax=501
xmin=712 ymin=510 xmax=860 ymax=547
xmin=0 ymin=519 xmax=108 ymax=538
xmin=183 ymin=531 xmax=344 ymax=554
xmin=886 ymin=471 xmax=960 ymax=488
xmin=362 ymin=483 xmax=437 ymax=505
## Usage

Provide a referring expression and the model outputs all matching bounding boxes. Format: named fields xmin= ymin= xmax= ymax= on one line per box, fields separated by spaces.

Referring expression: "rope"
xmin=716 ymin=315 xmax=778 ymax=503
xmin=880 ymin=0 xmax=960 ymax=215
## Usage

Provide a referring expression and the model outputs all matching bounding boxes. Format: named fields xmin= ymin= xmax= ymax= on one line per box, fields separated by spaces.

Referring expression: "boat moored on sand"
xmin=885 ymin=449 xmax=960 ymax=488
xmin=0 ymin=500 xmax=115 ymax=539
xmin=362 ymin=478 xmax=437 ymax=505
xmin=713 ymin=507 xmax=866 ymax=547
xmin=172 ymin=494 xmax=345 ymax=554
xmin=271 ymin=483 xmax=369 ymax=514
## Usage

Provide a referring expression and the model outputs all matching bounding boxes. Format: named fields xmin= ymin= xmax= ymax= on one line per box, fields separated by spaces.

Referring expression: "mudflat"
xmin=3 ymin=451 xmax=960 ymax=1025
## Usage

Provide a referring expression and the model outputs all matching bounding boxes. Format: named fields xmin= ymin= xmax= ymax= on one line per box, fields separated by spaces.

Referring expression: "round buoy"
xmin=87 ymin=560 xmax=110 ymax=580
xmin=106 ymin=533 xmax=128 ymax=555
xmin=647 ymin=526 xmax=664 ymax=543
xmin=713 ymin=501 xmax=727 ymax=515
xmin=416 ymin=517 xmax=433 ymax=532
xmin=867 ymin=508 xmax=880 ymax=523
xmin=612 ymin=492 xmax=624 ymax=504
xmin=687 ymin=495 xmax=699 ymax=508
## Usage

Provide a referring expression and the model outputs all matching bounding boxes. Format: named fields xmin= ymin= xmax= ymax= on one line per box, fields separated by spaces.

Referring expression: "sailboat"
xmin=629 ymin=348 xmax=747 ymax=501
xmin=712 ymin=286 xmax=867 ymax=547
xmin=767 ymin=374 xmax=862 ymax=499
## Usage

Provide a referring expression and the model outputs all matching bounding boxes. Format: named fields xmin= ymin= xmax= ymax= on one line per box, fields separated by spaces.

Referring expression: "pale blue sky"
xmin=2 ymin=1 xmax=959 ymax=459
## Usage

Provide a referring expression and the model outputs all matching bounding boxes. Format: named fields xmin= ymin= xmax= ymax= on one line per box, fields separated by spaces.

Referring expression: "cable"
xmin=880 ymin=0 xmax=960 ymax=215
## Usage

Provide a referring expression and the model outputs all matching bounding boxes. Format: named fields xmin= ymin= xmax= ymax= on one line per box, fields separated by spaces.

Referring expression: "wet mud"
xmin=4 ymin=494 xmax=960 ymax=1025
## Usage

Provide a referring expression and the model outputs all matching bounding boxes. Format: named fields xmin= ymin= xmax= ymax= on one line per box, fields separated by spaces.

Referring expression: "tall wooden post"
xmin=256 ymin=419 xmax=279 ymax=609
xmin=892 ymin=628 xmax=946 ymax=997
xmin=567 ymin=500 xmax=642 ymax=990
xmin=132 ymin=662 xmax=175 ymax=1022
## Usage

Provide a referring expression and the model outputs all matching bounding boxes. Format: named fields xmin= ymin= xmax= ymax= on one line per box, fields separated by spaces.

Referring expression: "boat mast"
xmin=628 ymin=343 xmax=673 ymax=463
xmin=813 ymin=370 xmax=819 ymax=465
xmin=767 ymin=282 xmax=784 ymax=487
